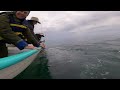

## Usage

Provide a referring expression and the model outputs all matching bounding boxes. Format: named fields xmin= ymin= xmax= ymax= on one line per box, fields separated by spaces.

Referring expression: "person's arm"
xmin=0 ymin=15 xmax=28 ymax=50
xmin=22 ymin=27 xmax=40 ymax=47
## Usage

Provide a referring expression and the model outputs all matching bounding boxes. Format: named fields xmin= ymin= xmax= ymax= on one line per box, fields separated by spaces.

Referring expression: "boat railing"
xmin=0 ymin=47 xmax=41 ymax=70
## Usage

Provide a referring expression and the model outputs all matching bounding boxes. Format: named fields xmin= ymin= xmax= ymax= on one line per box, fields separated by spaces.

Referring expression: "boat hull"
xmin=0 ymin=47 xmax=41 ymax=79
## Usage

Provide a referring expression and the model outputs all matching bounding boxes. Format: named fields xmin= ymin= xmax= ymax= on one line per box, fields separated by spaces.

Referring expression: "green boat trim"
xmin=0 ymin=48 xmax=41 ymax=70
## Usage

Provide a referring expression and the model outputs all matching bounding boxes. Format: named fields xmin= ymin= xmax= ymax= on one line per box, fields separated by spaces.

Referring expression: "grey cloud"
xmin=30 ymin=11 xmax=120 ymax=47
xmin=58 ymin=11 xmax=120 ymax=32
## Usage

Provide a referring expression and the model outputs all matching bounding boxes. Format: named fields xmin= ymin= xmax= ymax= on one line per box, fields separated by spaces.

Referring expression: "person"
xmin=0 ymin=11 xmax=43 ymax=58
xmin=23 ymin=16 xmax=45 ymax=48
xmin=35 ymin=33 xmax=45 ymax=42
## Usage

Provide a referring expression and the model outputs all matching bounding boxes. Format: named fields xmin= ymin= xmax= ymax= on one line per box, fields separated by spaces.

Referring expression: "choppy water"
xmin=48 ymin=40 xmax=120 ymax=79
xmin=14 ymin=27 xmax=120 ymax=79
xmin=15 ymin=38 xmax=120 ymax=79
xmin=47 ymin=41 xmax=120 ymax=79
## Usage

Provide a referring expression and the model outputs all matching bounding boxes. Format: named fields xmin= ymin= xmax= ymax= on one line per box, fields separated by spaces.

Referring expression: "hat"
xmin=30 ymin=17 xmax=41 ymax=24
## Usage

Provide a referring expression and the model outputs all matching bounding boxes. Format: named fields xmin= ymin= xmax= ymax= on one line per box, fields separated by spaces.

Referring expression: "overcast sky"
xmin=27 ymin=11 xmax=120 ymax=33
xmin=1 ymin=11 xmax=120 ymax=33
xmin=1 ymin=11 xmax=120 ymax=46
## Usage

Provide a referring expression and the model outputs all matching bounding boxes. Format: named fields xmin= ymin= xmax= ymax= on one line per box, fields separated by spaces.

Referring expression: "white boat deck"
xmin=8 ymin=47 xmax=31 ymax=56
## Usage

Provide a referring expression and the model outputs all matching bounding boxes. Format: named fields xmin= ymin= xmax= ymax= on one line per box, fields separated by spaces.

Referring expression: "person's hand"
xmin=25 ymin=44 xmax=35 ymax=49
xmin=40 ymin=42 xmax=46 ymax=49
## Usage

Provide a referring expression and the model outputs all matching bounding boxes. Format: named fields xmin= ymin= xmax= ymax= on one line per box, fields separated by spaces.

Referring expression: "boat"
xmin=0 ymin=45 xmax=42 ymax=79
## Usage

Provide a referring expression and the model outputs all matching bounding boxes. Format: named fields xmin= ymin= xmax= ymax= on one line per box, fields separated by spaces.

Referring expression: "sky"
xmin=27 ymin=11 xmax=120 ymax=44
xmin=26 ymin=11 xmax=120 ymax=33
xmin=1 ymin=11 xmax=120 ymax=46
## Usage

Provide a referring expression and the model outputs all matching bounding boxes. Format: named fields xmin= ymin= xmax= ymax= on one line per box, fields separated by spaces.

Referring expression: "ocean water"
xmin=15 ymin=28 xmax=120 ymax=79
xmin=14 ymin=50 xmax=52 ymax=79
xmin=47 ymin=41 xmax=120 ymax=79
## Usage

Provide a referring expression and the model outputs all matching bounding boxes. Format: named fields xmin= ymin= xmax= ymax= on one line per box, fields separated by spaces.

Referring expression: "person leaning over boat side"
xmin=23 ymin=16 xmax=45 ymax=48
xmin=0 ymin=11 xmax=41 ymax=58
xmin=35 ymin=33 xmax=45 ymax=42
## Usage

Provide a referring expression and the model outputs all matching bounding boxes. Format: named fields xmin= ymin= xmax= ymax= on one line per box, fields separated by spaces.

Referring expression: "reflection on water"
xmin=14 ymin=49 xmax=52 ymax=79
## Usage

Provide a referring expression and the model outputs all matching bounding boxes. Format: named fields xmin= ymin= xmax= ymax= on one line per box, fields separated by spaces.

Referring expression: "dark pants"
xmin=0 ymin=41 xmax=8 ymax=58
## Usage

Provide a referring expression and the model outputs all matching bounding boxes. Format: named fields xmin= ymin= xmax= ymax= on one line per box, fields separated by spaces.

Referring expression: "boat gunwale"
xmin=0 ymin=47 xmax=41 ymax=70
